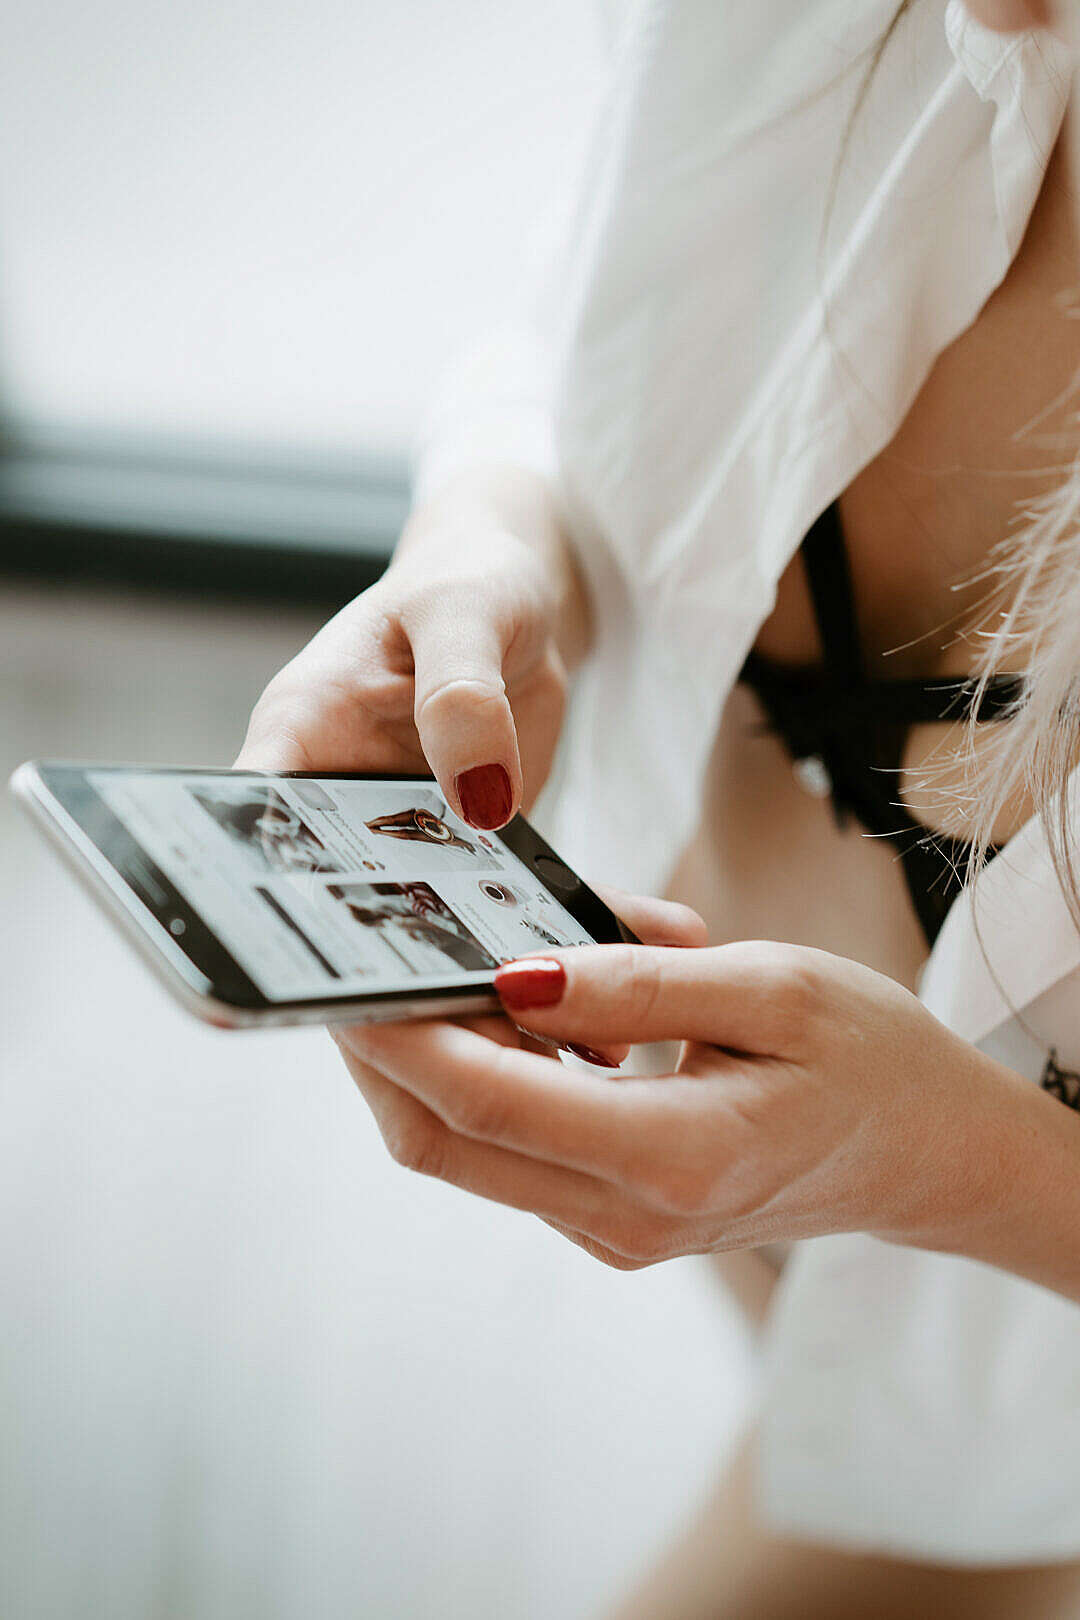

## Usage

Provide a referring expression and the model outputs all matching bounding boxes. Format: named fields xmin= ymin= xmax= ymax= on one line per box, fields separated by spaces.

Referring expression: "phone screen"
xmin=86 ymin=771 xmax=595 ymax=1003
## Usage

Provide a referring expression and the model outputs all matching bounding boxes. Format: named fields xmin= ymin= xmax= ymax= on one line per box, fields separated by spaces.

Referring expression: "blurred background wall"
xmin=1 ymin=0 xmax=598 ymax=454
xmin=0 ymin=5 xmax=754 ymax=1617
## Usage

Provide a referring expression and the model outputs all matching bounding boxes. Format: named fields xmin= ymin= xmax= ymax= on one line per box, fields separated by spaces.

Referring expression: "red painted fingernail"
xmin=494 ymin=958 xmax=565 ymax=1010
xmin=456 ymin=764 xmax=513 ymax=829
xmin=563 ymin=1042 xmax=620 ymax=1069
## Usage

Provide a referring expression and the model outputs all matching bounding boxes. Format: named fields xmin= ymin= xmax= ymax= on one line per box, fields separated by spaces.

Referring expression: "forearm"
xmin=912 ymin=1047 xmax=1080 ymax=1304
xmin=395 ymin=464 xmax=593 ymax=671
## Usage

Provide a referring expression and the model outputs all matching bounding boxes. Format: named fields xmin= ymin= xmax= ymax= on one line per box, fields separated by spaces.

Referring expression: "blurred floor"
xmin=0 ymin=581 xmax=754 ymax=1620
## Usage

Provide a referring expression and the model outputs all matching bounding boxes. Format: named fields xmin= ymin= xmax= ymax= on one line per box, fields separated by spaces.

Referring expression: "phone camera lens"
xmin=169 ymin=917 xmax=187 ymax=936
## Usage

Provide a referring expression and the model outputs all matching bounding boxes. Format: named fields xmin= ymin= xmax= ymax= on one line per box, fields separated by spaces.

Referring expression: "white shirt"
xmin=416 ymin=0 xmax=1079 ymax=1562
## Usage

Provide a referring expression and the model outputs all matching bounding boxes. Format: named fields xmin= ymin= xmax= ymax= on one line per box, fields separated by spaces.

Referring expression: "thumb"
xmin=590 ymin=886 xmax=707 ymax=948
xmin=404 ymin=588 xmax=522 ymax=830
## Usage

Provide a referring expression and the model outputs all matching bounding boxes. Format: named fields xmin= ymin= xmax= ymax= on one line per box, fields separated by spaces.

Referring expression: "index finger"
xmin=234 ymin=600 xmax=424 ymax=774
xmin=492 ymin=940 xmax=827 ymax=1054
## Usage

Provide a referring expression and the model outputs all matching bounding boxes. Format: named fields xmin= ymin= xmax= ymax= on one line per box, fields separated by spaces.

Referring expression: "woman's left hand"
xmin=334 ymin=900 xmax=1007 ymax=1269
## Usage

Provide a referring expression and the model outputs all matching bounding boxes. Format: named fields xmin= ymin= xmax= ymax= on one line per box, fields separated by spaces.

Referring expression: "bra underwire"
xmin=738 ymin=503 xmax=1023 ymax=949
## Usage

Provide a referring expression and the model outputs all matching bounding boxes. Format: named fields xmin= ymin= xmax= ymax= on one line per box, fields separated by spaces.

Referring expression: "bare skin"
xmin=649 ymin=116 xmax=1080 ymax=1620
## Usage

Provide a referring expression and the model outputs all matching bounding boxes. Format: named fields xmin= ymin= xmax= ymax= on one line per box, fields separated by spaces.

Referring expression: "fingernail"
xmin=456 ymin=764 xmax=513 ymax=829
xmin=494 ymin=958 xmax=565 ymax=1010
xmin=563 ymin=1042 xmax=620 ymax=1069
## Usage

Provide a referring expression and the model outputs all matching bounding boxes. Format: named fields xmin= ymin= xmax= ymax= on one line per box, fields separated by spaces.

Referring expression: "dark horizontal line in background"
xmin=0 ymin=433 xmax=408 ymax=609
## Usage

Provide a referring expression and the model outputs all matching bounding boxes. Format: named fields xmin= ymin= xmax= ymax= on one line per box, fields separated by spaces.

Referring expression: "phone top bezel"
xmin=23 ymin=762 xmax=636 ymax=1019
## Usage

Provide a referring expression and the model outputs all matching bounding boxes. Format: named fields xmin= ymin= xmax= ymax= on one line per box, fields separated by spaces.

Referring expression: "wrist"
xmin=903 ymin=1044 xmax=1080 ymax=1302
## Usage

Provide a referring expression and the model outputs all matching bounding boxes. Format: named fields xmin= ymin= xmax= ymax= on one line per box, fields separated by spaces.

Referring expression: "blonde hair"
xmin=963 ymin=432 xmax=1080 ymax=920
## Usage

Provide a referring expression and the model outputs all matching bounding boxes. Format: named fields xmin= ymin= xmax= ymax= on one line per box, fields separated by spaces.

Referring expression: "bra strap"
xmin=800 ymin=503 xmax=865 ymax=686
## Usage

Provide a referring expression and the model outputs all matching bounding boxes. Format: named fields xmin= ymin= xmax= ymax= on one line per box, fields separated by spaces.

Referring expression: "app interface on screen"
xmin=88 ymin=772 xmax=594 ymax=1001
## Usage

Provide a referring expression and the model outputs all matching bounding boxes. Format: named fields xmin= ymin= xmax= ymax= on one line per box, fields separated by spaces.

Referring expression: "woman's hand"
xmin=334 ymin=923 xmax=1027 ymax=1271
xmin=237 ymin=468 xmax=587 ymax=827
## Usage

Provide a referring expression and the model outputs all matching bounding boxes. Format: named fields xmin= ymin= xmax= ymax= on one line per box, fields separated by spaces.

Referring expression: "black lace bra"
xmin=738 ymin=503 xmax=1022 ymax=948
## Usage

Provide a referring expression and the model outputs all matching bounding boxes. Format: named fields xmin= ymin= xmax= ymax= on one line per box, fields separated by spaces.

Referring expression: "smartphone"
xmin=11 ymin=762 xmax=634 ymax=1029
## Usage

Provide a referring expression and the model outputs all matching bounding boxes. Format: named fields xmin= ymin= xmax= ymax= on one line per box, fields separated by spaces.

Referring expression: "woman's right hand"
xmin=236 ymin=472 xmax=586 ymax=829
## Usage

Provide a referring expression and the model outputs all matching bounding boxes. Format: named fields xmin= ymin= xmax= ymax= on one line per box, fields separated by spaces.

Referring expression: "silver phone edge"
xmin=9 ymin=761 xmax=501 ymax=1032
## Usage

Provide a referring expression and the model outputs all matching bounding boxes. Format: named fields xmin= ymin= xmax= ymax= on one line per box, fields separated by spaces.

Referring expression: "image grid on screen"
xmin=88 ymin=773 xmax=593 ymax=1001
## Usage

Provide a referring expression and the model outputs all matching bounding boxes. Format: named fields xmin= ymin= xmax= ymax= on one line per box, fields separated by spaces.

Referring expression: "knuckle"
xmin=600 ymin=1250 xmax=650 ymax=1273
xmin=638 ymin=1161 xmax=715 ymax=1218
xmin=242 ymin=688 xmax=318 ymax=769
xmin=443 ymin=1080 xmax=512 ymax=1144
xmin=384 ymin=1120 xmax=447 ymax=1180
xmin=330 ymin=636 xmax=414 ymax=714
xmin=259 ymin=663 xmax=402 ymax=739
xmin=616 ymin=1218 xmax=676 ymax=1265
xmin=628 ymin=951 xmax=665 ymax=1026
xmin=773 ymin=963 xmax=826 ymax=1045
xmin=599 ymin=946 xmax=664 ymax=1023
xmin=415 ymin=675 xmax=508 ymax=731
xmin=249 ymin=668 xmax=324 ymax=727
xmin=241 ymin=610 xmax=416 ymax=765
xmin=246 ymin=673 xmax=298 ymax=732
xmin=742 ymin=942 xmax=825 ymax=1047
xmin=581 ymin=1234 xmax=650 ymax=1271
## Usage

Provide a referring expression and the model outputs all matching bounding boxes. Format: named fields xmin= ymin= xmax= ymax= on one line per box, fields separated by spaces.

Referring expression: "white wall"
xmin=0 ymin=2 xmax=601 ymax=458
